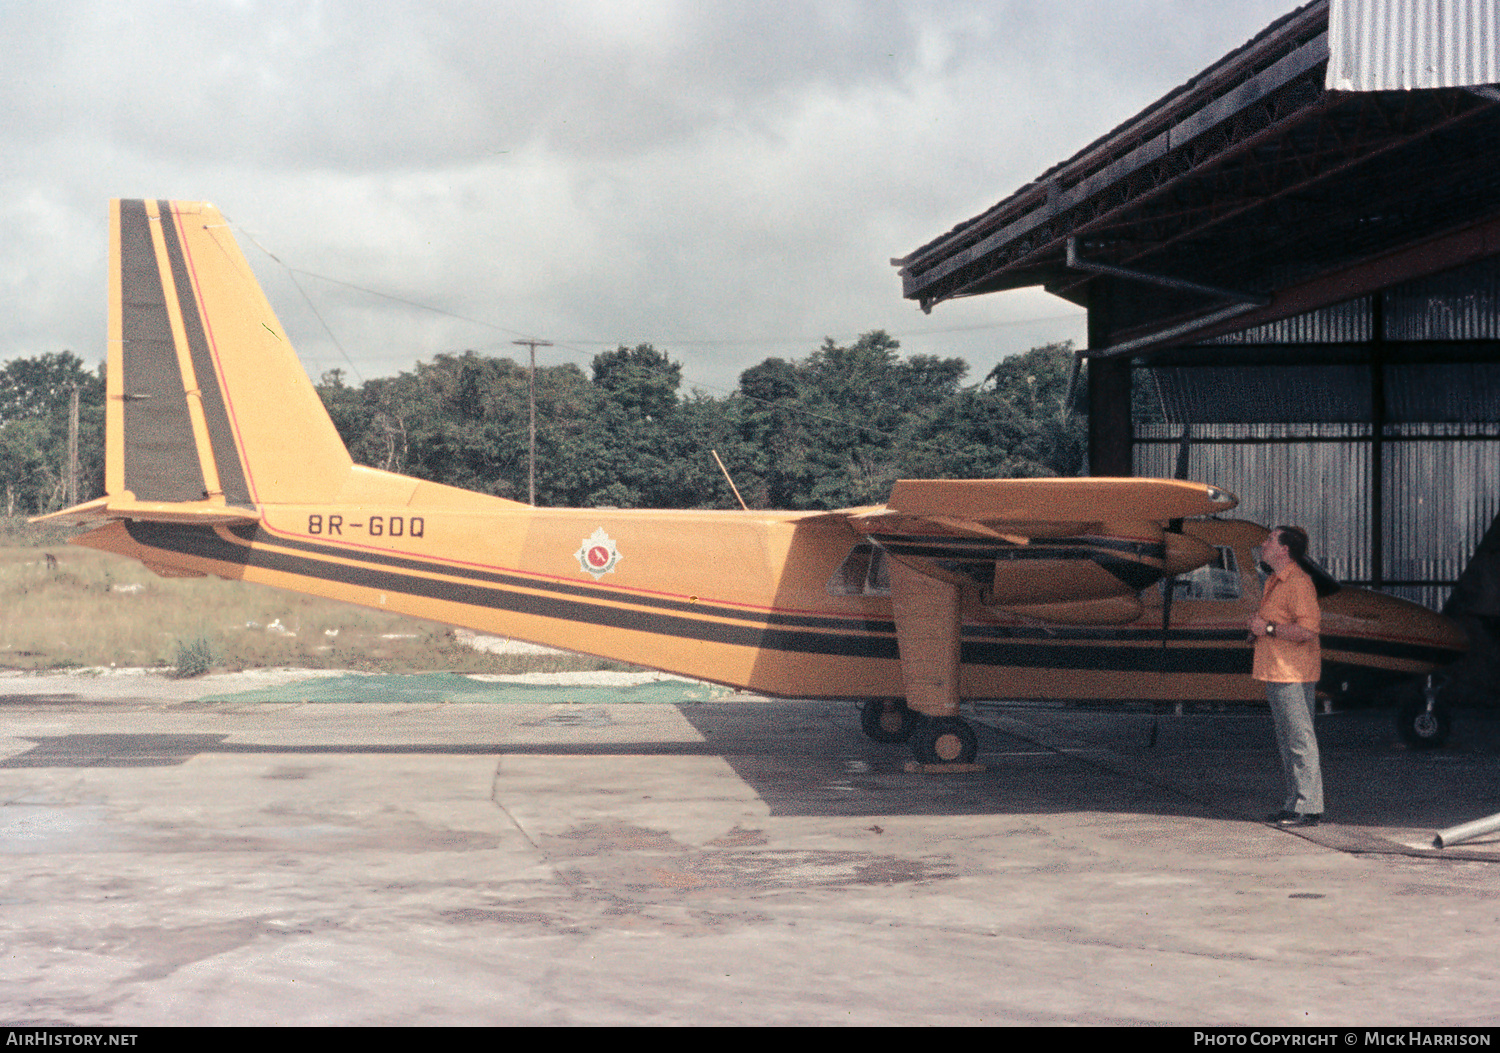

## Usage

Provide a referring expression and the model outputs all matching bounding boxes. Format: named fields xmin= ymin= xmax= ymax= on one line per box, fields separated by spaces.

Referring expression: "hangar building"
xmin=893 ymin=0 xmax=1500 ymax=620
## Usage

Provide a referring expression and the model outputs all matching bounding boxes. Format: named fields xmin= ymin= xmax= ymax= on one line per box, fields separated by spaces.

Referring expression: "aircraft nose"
xmin=1399 ymin=599 xmax=1469 ymax=655
xmin=1426 ymin=606 xmax=1470 ymax=654
xmin=1324 ymin=588 xmax=1468 ymax=659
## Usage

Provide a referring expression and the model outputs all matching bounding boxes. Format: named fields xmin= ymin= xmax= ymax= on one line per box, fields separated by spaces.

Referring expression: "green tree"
xmin=0 ymin=351 xmax=105 ymax=515
xmin=316 ymin=369 xmax=373 ymax=457
xmin=577 ymin=344 xmax=690 ymax=507
xmin=591 ymin=344 xmax=682 ymax=421
xmin=738 ymin=331 xmax=967 ymax=509
xmin=735 ymin=356 xmax=815 ymax=508
xmin=318 ymin=351 xmax=613 ymax=505
xmin=312 ymin=335 xmax=1086 ymax=514
xmin=902 ymin=341 xmax=1084 ymax=479
xmin=983 ymin=341 xmax=1081 ymax=417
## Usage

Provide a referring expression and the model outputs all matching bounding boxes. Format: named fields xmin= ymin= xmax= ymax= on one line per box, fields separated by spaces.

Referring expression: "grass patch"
xmin=0 ymin=515 xmax=83 ymax=548
xmin=172 ymin=636 xmax=217 ymax=678
xmin=0 ymin=517 xmax=641 ymax=675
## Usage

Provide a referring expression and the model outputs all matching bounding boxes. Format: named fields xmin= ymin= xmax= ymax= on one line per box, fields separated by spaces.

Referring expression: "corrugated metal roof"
xmin=894 ymin=1 xmax=1331 ymax=287
xmin=1327 ymin=0 xmax=1500 ymax=91
xmin=896 ymin=0 xmax=1500 ymax=355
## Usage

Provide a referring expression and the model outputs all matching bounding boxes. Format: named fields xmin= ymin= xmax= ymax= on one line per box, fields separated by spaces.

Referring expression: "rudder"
xmin=109 ymin=199 xmax=352 ymax=509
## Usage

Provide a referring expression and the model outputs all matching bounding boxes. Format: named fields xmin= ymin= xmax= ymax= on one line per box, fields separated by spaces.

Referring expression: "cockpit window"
xmin=1167 ymin=545 xmax=1242 ymax=601
xmin=827 ymin=543 xmax=891 ymax=596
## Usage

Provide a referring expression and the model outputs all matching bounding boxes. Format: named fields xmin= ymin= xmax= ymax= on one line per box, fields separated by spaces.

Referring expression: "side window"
xmin=827 ymin=543 xmax=891 ymax=596
xmin=1167 ymin=545 xmax=1243 ymax=601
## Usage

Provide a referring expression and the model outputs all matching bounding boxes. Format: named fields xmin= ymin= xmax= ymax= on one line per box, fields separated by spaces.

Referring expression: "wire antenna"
xmin=712 ymin=449 xmax=749 ymax=510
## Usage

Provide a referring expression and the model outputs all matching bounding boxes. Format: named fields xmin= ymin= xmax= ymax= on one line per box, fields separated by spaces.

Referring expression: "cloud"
xmin=0 ymin=0 xmax=1300 ymax=390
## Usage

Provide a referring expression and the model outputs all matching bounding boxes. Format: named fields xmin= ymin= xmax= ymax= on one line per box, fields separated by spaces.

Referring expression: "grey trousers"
xmin=1265 ymin=680 xmax=1324 ymax=814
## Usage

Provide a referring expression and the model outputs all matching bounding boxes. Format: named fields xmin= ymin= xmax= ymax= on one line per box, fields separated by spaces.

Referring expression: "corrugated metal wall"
xmin=1134 ymin=257 xmax=1500 ymax=610
xmin=1135 ymin=422 xmax=1376 ymax=590
xmin=1385 ymin=423 xmax=1500 ymax=608
xmin=1328 ymin=0 xmax=1500 ymax=92
xmin=1205 ymin=297 xmax=1373 ymax=344
xmin=1385 ymin=257 xmax=1500 ymax=341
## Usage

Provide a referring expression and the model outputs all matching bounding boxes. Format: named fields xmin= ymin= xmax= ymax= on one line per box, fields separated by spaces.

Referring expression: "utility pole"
xmin=66 ymin=382 xmax=79 ymax=507
xmin=512 ymin=339 xmax=553 ymax=505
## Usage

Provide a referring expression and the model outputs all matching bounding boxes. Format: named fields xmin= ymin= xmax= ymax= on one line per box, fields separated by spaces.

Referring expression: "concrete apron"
xmin=1 ymin=669 xmax=1498 ymax=1026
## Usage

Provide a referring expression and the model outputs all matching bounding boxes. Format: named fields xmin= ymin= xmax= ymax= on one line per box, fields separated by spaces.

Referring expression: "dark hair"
xmin=1275 ymin=525 xmax=1309 ymax=562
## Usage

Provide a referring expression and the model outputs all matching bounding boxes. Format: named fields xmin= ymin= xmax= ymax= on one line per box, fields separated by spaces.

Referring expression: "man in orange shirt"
xmin=1248 ymin=525 xmax=1324 ymax=828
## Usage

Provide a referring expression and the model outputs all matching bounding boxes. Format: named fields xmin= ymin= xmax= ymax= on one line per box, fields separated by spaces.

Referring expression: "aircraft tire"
xmin=911 ymin=716 xmax=978 ymax=765
xmin=860 ymin=699 xmax=919 ymax=743
xmin=1396 ymin=696 xmax=1451 ymax=750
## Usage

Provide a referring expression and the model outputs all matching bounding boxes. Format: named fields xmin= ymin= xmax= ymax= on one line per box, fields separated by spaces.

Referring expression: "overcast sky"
xmin=0 ymin=0 xmax=1300 ymax=395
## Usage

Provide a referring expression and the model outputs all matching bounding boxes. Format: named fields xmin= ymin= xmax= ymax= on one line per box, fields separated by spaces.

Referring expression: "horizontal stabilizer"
xmin=33 ymin=495 xmax=260 ymax=527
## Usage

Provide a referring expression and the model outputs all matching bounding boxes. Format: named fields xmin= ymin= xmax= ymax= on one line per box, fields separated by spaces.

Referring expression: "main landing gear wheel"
xmin=860 ymin=699 xmax=920 ymax=743
xmin=910 ymin=716 xmax=979 ymax=765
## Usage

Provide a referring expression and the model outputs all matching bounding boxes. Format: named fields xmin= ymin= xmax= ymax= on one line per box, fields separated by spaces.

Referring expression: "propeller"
xmin=1160 ymin=424 xmax=1194 ymax=655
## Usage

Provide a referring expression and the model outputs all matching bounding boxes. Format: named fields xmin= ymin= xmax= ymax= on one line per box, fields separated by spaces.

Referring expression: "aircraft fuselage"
xmin=76 ymin=495 xmax=1464 ymax=705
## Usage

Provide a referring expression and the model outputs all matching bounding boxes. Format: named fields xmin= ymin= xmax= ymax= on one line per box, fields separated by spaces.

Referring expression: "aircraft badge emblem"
xmin=575 ymin=527 xmax=623 ymax=579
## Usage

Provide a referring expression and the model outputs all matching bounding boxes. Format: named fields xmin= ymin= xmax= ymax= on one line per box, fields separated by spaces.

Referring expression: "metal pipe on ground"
xmin=1433 ymin=811 xmax=1500 ymax=848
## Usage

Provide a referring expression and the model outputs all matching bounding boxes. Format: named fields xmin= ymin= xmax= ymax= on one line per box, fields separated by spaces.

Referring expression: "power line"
xmin=236 ymin=223 xmax=1078 ymax=364
xmin=235 ymin=224 xmax=1081 ymax=456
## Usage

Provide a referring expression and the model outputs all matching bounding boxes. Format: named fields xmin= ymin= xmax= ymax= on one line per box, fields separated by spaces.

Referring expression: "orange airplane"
xmin=43 ymin=200 xmax=1468 ymax=762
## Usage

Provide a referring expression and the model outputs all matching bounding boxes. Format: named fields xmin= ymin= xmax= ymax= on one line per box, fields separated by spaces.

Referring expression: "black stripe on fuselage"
xmin=131 ymin=521 xmax=901 ymax=660
xmin=222 ymin=523 xmax=897 ymax=635
xmin=125 ymin=521 xmax=1460 ymax=676
xmin=1320 ymin=636 xmax=1465 ymax=667
xmin=961 ymin=621 xmax=1462 ymax=668
xmin=117 ymin=200 xmax=207 ymax=503
xmin=154 ymin=202 xmax=253 ymax=507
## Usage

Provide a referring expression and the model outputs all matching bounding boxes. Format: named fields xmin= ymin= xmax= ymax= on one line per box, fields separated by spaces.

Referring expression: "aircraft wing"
xmin=880 ymin=477 xmax=1236 ymax=521
xmin=843 ymin=477 xmax=1237 ymax=617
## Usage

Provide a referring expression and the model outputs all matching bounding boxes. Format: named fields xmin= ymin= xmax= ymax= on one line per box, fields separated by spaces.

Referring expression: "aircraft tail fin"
xmin=98 ymin=199 xmax=352 ymax=515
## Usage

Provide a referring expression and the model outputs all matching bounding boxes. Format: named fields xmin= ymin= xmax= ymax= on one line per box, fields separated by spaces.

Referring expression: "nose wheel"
xmin=1396 ymin=676 xmax=1451 ymax=749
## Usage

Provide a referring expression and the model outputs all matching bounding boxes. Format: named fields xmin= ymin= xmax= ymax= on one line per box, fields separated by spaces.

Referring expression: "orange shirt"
xmin=1253 ymin=563 xmax=1321 ymax=683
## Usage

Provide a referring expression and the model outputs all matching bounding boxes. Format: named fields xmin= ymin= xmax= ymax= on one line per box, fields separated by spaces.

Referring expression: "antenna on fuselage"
xmin=711 ymin=449 xmax=750 ymax=511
